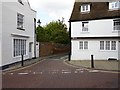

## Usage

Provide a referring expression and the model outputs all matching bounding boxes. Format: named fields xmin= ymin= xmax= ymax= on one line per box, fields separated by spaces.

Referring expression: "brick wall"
xmin=39 ymin=42 xmax=70 ymax=57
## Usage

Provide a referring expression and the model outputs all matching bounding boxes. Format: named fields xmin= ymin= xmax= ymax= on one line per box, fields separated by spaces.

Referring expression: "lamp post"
xmin=37 ymin=19 xmax=41 ymax=57
xmin=37 ymin=19 xmax=41 ymax=27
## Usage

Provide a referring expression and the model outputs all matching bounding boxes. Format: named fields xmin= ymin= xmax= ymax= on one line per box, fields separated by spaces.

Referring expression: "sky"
xmin=28 ymin=0 xmax=75 ymax=27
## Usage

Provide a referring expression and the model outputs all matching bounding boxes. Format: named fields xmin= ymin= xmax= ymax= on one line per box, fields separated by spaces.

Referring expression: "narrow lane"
xmin=2 ymin=55 xmax=119 ymax=88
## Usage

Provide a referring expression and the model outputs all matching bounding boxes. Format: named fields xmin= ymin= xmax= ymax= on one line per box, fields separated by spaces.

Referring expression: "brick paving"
xmin=2 ymin=55 xmax=120 ymax=88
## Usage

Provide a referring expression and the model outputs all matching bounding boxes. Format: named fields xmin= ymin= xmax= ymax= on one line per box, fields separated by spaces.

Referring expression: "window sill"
xmin=108 ymin=8 xmax=120 ymax=11
xmin=112 ymin=30 xmax=120 ymax=33
xmin=99 ymin=50 xmax=117 ymax=52
xmin=17 ymin=28 xmax=25 ymax=31
xmin=13 ymin=55 xmax=28 ymax=58
xmin=80 ymin=32 xmax=90 ymax=34
xmin=80 ymin=11 xmax=90 ymax=14
xmin=79 ymin=49 xmax=89 ymax=51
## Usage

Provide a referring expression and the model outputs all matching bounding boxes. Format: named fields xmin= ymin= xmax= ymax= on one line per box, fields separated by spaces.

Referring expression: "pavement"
xmin=65 ymin=60 xmax=120 ymax=72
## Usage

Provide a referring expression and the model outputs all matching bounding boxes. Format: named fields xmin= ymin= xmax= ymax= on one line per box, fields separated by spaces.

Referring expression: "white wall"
xmin=71 ymin=19 xmax=119 ymax=37
xmin=118 ymin=41 xmax=120 ymax=60
xmin=71 ymin=39 xmax=119 ymax=60
xmin=0 ymin=2 xmax=2 ymax=88
xmin=2 ymin=2 xmax=36 ymax=66
xmin=36 ymin=42 xmax=39 ymax=58
xmin=0 ymin=1 xmax=2 ymax=67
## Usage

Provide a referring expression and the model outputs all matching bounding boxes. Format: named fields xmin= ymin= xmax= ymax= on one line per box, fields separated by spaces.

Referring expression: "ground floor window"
xmin=100 ymin=41 xmax=116 ymax=51
xmin=100 ymin=41 xmax=104 ymax=50
xmin=79 ymin=41 xmax=88 ymax=50
xmin=106 ymin=41 xmax=110 ymax=50
xmin=13 ymin=39 xmax=26 ymax=57
xmin=111 ymin=41 xmax=116 ymax=50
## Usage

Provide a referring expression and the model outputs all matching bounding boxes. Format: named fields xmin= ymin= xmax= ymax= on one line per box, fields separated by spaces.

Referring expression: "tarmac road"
xmin=2 ymin=55 xmax=120 ymax=88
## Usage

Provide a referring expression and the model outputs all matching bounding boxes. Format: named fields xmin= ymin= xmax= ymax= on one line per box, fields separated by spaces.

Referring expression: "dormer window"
xmin=109 ymin=1 xmax=120 ymax=10
xmin=81 ymin=4 xmax=90 ymax=13
xmin=18 ymin=0 xmax=24 ymax=5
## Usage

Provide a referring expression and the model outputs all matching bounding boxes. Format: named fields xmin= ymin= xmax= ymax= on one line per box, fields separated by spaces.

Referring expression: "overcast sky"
xmin=28 ymin=0 xmax=75 ymax=27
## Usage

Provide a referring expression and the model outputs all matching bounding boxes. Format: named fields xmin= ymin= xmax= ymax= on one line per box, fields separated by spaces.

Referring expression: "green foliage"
xmin=36 ymin=18 xmax=70 ymax=44
xmin=36 ymin=26 xmax=49 ymax=42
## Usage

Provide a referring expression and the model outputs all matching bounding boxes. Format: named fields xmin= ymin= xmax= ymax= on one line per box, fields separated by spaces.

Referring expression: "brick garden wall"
xmin=39 ymin=42 xmax=70 ymax=57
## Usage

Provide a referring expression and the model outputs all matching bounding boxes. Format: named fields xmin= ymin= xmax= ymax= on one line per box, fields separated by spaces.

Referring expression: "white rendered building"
xmin=69 ymin=0 xmax=120 ymax=60
xmin=0 ymin=0 xmax=38 ymax=68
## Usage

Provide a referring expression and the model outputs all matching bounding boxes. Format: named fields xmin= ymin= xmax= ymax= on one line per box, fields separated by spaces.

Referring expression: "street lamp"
xmin=37 ymin=19 xmax=41 ymax=26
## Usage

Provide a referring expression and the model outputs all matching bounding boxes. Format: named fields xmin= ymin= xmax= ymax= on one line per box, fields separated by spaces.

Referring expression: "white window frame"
xmin=106 ymin=41 xmax=110 ymax=50
xmin=79 ymin=41 xmax=83 ymax=49
xmin=13 ymin=39 xmax=26 ymax=57
xmin=109 ymin=1 xmax=120 ymax=10
xmin=113 ymin=19 xmax=120 ymax=31
xmin=100 ymin=41 xmax=104 ymax=50
xmin=111 ymin=41 xmax=116 ymax=50
xmin=17 ymin=13 xmax=24 ymax=29
xmin=82 ymin=22 xmax=89 ymax=32
xmin=79 ymin=41 xmax=88 ymax=50
xmin=84 ymin=41 xmax=88 ymax=49
xmin=100 ymin=41 xmax=117 ymax=51
xmin=81 ymin=4 xmax=90 ymax=13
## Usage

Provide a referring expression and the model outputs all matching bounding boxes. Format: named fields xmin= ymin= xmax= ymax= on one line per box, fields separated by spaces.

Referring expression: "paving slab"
xmin=66 ymin=60 xmax=120 ymax=72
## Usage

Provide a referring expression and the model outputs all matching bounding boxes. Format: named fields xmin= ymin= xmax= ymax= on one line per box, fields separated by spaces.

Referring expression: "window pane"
xmin=114 ymin=19 xmax=120 ymax=30
xmin=13 ymin=39 xmax=26 ymax=57
xmin=111 ymin=41 xmax=116 ymax=50
xmin=81 ymin=4 xmax=90 ymax=12
xmin=115 ymin=2 xmax=118 ymax=7
xmin=86 ymin=5 xmax=88 ymax=10
xmin=112 ymin=3 xmax=114 ymax=8
xmin=84 ymin=41 xmax=88 ymax=49
xmin=24 ymin=40 xmax=26 ymax=55
xmin=100 ymin=41 xmax=104 ymax=50
xmin=13 ymin=39 xmax=16 ymax=57
xmin=106 ymin=41 xmax=110 ymax=50
xmin=82 ymin=22 xmax=88 ymax=32
xmin=80 ymin=41 xmax=83 ymax=49
xmin=15 ymin=40 xmax=17 ymax=56
xmin=16 ymin=40 xmax=19 ymax=56
xmin=82 ymin=6 xmax=85 ymax=11
xmin=17 ymin=13 xmax=24 ymax=29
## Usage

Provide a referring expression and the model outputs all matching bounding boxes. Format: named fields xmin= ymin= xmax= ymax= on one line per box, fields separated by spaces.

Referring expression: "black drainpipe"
xmin=68 ymin=20 xmax=71 ymax=61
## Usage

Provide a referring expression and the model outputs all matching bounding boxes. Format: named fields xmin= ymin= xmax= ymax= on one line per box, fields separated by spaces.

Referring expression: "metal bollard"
xmin=91 ymin=55 xmax=94 ymax=68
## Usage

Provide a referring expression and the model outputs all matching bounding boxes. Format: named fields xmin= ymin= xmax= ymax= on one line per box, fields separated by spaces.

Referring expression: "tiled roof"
xmin=70 ymin=2 xmax=120 ymax=21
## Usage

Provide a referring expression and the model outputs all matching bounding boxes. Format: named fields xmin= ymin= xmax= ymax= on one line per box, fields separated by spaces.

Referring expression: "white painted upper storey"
xmin=71 ymin=19 xmax=120 ymax=38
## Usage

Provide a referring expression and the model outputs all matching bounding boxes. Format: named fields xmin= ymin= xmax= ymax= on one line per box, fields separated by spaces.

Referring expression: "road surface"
xmin=2 ymin=54 xmax=119 ymax=88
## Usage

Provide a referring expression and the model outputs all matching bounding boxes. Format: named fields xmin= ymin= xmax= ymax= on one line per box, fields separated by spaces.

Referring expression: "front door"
xmin=29 ymin=42 xmax=33 ymax=59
